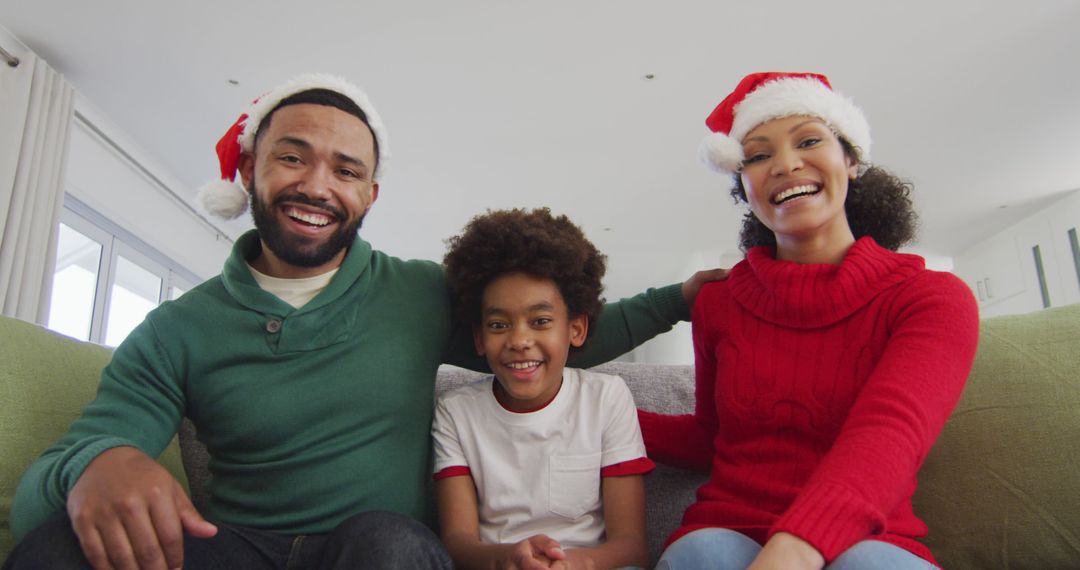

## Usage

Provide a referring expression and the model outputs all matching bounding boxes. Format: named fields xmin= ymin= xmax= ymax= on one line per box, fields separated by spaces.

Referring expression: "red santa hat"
xmin=698 ymin=72 xmax=871 ymax=175
xmin=198 ymin=73 xmax=390 ymax=219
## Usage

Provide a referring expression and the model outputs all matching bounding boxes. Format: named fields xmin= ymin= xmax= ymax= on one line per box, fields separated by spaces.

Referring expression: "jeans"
xmin=3 ymin=510 xmax=453 ymax=570
xmin=655 ymin=528 xmax=939 ymax=570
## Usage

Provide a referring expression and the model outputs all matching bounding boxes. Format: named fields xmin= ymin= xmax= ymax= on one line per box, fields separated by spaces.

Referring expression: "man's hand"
xmin=67 ymin=446 xmax=217 ymax=570
xmin=746 ymin=532 xmax=825 ymax=570
xmin=497 ymin=534 xmax=565 ymax=570
xmin=681 ymin=267 xmax=730 ymax=307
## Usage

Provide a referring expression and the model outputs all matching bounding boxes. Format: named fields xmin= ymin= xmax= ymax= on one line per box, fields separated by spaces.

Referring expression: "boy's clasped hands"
xmin=498 ymin=534 xmax=590 ymax=570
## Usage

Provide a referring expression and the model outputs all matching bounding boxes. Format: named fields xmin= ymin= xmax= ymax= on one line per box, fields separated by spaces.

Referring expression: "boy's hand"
xmin=67 ymin=446 xmax=217 ymax=570
xmin=499 ymin=534 xmax=565 ymax=569
xmin=549 ymin=548 xmax=597 ymax=570
xmin=682 ymin=268 xmax=730 ymax=307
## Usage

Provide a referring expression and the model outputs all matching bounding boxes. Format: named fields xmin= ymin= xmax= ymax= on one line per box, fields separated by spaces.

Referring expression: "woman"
xmin=639 ymin=72 xmax=979 ymax=570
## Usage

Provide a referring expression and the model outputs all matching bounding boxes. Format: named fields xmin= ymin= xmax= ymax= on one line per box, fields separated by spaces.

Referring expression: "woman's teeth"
xmin=772 ymin=184 xmax=820 ymax=204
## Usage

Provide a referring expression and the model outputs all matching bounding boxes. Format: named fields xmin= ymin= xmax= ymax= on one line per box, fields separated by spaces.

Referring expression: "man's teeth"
xmin=507 ymin=361 xmax=541 ymax=370
xmin=773 ymin=184 xmax=819 ymax=204
xmin=286 ymin=207 xmax=332 ymax=226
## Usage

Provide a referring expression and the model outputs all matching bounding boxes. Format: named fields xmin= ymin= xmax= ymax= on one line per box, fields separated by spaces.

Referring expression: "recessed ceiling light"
xmin=228 ymin=79 xmax=240 ymax=86
xmin=644 ymin=74 xmax=656 ymax=80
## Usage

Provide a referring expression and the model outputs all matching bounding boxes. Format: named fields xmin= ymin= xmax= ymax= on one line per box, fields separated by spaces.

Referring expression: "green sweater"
xmin=12 ymin=231 xmax=687 ymax=538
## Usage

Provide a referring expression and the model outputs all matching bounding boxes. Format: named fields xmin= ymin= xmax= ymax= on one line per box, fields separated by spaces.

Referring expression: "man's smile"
xmin=284 ymin=205 xmax=334 ymax=227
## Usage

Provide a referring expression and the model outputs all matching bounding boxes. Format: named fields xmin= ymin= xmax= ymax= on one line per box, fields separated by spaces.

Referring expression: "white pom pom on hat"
xmin=699 ymin=132 xmax=746 ymax=175
xmin=699 ymin=72 xmax=871 ymax=176
xmin=197 ymin=180 xmax=249 ymax=220
xmin=197 ymin=73 xmax=390 ymax=219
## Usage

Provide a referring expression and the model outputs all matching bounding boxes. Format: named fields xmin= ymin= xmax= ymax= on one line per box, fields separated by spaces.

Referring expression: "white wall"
xmin=66 ymin=95 xmax=231 ymax=280
xmin=954 ymin=189 xmax=1080 ymax=318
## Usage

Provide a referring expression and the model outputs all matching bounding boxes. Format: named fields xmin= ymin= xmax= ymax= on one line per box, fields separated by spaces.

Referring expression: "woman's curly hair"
xmin=443 ymin=208 xmax=606 ymax=338
xmin=730 ymin=139 xmax=919 ymax=252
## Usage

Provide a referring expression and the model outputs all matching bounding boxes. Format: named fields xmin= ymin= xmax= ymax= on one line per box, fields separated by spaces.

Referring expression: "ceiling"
xmin=3 ymin=0 xmax=1079 ymax=296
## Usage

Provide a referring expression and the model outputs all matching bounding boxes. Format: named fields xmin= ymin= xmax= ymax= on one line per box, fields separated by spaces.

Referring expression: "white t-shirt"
xmin=247 ymin=265 xmax=338 ymax=309
xmin=432 ymin=367 xmax=653 ymax=548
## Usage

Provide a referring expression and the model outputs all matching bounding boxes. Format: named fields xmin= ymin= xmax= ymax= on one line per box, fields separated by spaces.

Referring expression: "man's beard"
xmin=248 ymin=181 xmax=364 ymax=268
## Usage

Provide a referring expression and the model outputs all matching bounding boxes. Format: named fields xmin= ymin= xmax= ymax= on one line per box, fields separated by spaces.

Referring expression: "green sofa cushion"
xmin=914 ymin=303 xmax=1080 ymax=569
xmin=0 ymin=315 xmax=188 ymax=560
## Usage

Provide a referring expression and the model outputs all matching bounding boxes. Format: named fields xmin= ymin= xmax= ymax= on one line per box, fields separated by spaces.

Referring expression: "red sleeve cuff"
xmin=601 ymin=457 xmax=656 ymax=477
xmin=433 ymin=466 xmax=471 ymax=480
xmin=771 ymin=482 xmax=883 ymax=562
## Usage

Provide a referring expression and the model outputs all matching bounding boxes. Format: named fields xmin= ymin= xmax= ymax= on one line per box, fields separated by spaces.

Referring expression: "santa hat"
xmin=698 ymin=72 xmax=871 ymax=175
xmin=198 ymin=73 xmax=390 ymax=219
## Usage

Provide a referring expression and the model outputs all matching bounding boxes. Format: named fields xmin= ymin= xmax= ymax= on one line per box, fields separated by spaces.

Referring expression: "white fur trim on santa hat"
xmin=239 ymin=73 xmax=391 ymax=180
xmin=197 ymin=180 xmax=249 ymax=220
xmin=700 ymin=77 xmax=871 ymax=176
xmin=730 ymin=77 xmax=871 ymax=162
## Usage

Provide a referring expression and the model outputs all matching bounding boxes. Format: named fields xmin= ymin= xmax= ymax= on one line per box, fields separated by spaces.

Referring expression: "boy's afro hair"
xmin=443 ymin=207 xmax=606 ymax=336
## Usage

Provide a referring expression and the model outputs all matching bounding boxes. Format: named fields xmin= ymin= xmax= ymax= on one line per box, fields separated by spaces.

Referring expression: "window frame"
xmin=50 ymin=198 xmax=202 ymax=346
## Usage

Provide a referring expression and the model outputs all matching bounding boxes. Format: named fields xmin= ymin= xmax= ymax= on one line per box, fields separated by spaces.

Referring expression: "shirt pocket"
xmin=548 ymin=452 xmax=601 ymax=520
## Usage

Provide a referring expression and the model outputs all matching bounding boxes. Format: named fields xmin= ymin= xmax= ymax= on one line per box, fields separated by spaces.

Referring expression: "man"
xmin=4 ymin=74 xmax=715 ymax=570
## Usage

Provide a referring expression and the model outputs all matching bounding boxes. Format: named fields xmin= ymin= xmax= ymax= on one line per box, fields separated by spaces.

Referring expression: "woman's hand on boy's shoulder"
xmin=682 ymin=267 xmax=730 ymax=306
xmin=498 ymin=534 xmax=566 ymax=570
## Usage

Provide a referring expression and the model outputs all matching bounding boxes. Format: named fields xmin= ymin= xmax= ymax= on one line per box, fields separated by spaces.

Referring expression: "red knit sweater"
xmin=639 ymin=237 xmax=979 ymax=565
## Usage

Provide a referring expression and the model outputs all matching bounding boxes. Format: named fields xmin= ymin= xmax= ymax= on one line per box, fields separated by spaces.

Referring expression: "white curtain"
xmin=0 ymin=28 xmax=75 ymax=323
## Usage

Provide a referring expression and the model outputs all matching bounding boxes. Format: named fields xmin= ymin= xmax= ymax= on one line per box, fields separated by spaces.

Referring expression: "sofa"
xmin=2 ymin=303 xmax=1078 ymax=568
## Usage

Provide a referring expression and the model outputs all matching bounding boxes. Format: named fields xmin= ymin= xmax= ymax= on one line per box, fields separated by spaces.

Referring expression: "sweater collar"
xmin=727 ymin=237 xmax=924 ymax=327
xmin=221 ymin=230 xmax=373 ymax=316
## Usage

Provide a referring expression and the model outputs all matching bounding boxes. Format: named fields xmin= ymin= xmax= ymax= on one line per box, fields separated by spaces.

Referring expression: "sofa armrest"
xmin=0 ymin=316 xmax=187 ymax=560
xmin=913 ymin=302 xmax=1080 ymax=569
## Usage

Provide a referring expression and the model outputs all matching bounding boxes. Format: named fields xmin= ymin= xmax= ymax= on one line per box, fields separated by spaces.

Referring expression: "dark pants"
xmin=3 ymin=510 xmax=453 ymax=569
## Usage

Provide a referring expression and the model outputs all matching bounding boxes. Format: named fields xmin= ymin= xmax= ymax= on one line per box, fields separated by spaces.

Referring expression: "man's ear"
xmin=238 ymin=152 xmax=256 ymax=188
xmin=569 ymin=314 xmax=588 ymax=348
xmin=366 ymin=182 xmax=380 ymax=213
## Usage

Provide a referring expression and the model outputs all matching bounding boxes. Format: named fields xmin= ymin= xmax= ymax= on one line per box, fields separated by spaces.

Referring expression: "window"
xmin=48 ymin=220 xmax=106 ymax=341
xmin=46 ymin=200 xmax=199 ymax=346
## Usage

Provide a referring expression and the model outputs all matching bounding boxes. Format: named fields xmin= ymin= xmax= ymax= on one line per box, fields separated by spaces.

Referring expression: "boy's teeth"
xmin=773 ymin=184 xmax=819 ymax=204
xmin=286 ymin=207 xmax=332 ymax=226
xmin=508 ymin=361 xmax=540 ymax=370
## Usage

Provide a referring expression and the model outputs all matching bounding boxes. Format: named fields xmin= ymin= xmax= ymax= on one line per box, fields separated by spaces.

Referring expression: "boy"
xmin=434 ymin=208 xmax=653 ymax=570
